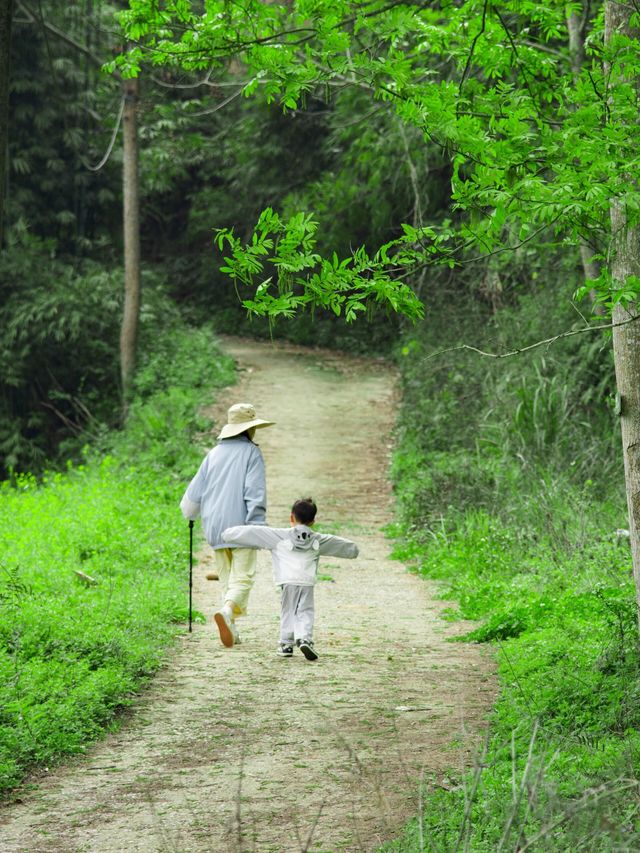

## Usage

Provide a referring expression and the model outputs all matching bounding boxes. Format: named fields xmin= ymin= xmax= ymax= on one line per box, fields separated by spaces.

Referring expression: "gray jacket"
xmin=180 ymin=436 xmax=267 ymax=549
xmin=222 ymin=524 xmax=358 ymax=586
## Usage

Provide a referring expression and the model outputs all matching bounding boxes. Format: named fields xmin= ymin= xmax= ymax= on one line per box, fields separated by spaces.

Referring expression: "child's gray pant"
xmin=279 ymin=584 xmax=315 ymax=644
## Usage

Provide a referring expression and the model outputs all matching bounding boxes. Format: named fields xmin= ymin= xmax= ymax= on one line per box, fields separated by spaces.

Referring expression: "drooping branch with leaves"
xmin=216 ymin=208 xmax=436 ymax=323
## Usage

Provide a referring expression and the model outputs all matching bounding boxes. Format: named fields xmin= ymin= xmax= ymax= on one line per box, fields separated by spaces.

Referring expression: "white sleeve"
xmin=244 ymin=449 xmax=267 ymax=525
xmin=222 ymin=526 xmax=285 ymax=550
xmin=180 ymin=454 xmax=209 ymax=519
xmin=180 ymin=494 xmax=201 ymax=520
xmin=317 ymin=535 xmax=359 ymax=559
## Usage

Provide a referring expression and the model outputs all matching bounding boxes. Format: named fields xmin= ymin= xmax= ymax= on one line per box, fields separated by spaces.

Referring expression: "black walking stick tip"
xmin=188 ymin=520 xmax=194 ymax=633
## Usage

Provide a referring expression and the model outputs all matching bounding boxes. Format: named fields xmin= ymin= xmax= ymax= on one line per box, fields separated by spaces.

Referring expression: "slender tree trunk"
xmin=611 ymin=212 xmax=640 ymax=623
xmin=567 ymin=5 xmax=604 ymax=304
xmin=120 ymin=75 xmax=141 ymax=408
xmin=579 ymin=242 xmax=601 ymax=283
xmin=605 ymin=2 xmax=640 ymax=627
xmin=566 ymin=7 xmax=585 ymax=68
xmin=0 ymin=0 xmax=13 ymax=248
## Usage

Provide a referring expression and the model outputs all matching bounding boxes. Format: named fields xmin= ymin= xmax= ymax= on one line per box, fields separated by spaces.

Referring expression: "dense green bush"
xmin=0 ymin=230 xmax=217 ymax=478
xmin=9 ymin=7 xmax=121 ymax=251
xmin=395 ymin=277 xmax=619 ymax=527
xmin=0 ymin=232 xmax=122 ymax=475
xmin=0 ymin=323 xmax=234 ymax=795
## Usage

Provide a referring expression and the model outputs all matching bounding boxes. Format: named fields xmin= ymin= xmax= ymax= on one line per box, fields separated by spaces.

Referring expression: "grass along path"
xmin=0 ymin=337 xmax=496 ymax=853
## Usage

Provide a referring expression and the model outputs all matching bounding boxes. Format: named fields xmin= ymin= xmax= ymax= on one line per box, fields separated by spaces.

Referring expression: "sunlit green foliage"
xmin=216 ymin=207 xmax=425 ymax=322
xmin=0 ymin=323 xmax=234 ymax=794
xmin=118 ymin=0 xmax=640 ymax=309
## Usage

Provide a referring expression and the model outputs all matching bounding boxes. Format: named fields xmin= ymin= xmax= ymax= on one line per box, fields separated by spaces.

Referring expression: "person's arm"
xmin=180 ymin=494 xmax=201 ymax=520
xmin=180 ymin=455 xmax=209 ymax=520
xmin=244 ymin=448 xmax=267 ymax=525
xmin=222 ymin=525 xmax=284 ymax=550
xmin=317 ymin=534 xmax=359 ymax=559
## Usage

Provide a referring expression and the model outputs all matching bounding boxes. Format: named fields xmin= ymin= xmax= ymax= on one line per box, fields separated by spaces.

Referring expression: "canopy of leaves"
xmin=117 ymin=0 xmax=640 ymax=308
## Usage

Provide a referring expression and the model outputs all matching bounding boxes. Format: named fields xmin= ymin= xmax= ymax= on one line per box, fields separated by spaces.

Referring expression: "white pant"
xmin=279 ymin=584 xmax=315 ymax=644
xmin=213 ymin=548 xmax=257 ymax=616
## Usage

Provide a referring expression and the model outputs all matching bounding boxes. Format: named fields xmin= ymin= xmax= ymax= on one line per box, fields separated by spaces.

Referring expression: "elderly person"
xmin=180 ymin=402 xmax=274 ymax=647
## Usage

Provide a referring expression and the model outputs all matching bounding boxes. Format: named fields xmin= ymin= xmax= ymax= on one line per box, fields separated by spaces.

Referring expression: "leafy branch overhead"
xmin=117 ymin=0 xmax=640 ymax=312
xmin=216 ymin=208 xmax=425 ymax=322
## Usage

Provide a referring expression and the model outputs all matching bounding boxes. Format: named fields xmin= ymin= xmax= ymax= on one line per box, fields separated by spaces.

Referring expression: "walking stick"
xmin=188 ymin=520 xmax=194 ymax=633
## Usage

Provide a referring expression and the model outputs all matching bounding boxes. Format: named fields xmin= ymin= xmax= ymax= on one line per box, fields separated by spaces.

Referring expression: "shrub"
xmin=0 ymin=234 xmax=122 ymax=475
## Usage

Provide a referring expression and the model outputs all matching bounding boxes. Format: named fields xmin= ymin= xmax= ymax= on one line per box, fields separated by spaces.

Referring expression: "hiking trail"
xmin=0 ymin=337 xmax=496 ymax=853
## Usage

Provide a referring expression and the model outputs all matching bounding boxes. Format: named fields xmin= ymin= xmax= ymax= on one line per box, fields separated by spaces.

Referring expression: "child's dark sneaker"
xmin=277 ymin=643 xmax=293 ymax=657
xmin=298 ymin=639 xmax=318 ymax=661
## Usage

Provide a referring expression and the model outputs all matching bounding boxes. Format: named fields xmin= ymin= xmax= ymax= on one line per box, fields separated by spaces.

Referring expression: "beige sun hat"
xmin=217 ymin=402 xmax=275 ymax=440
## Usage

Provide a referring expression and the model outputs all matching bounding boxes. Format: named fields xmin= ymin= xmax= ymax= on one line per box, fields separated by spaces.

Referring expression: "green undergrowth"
xmin=382 ymin=284 xmax=640 ymax=850
xmin=0 ymin=322 xmax=234 ymax=796
xmin=384 ymin=467 xmax=640 ymax=850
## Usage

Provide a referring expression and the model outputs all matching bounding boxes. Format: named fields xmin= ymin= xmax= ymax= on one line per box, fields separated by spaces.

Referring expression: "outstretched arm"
xmin=222 ymin=525 xmax=285 ymax=550
xmin=317 ymin=535 xmax=359 ymax=559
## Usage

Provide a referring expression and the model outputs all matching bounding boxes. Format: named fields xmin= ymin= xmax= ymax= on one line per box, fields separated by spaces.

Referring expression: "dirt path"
xmin=0 ymin=337 xmax=496 ymax=853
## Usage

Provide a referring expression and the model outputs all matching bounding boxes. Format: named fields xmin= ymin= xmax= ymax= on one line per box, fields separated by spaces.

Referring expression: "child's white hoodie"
xmin=222 ymin=524 xmax=358 ymax=586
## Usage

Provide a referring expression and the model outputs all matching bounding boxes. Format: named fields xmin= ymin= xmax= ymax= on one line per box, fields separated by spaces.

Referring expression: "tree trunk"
xmin=0 ymin=0 xmax=13 ymax=248
xmin=579 ymin=242 xmax=601 ymax=283
xmin=566 ymin=7 xmax=585 ymax=70
xmin=611 ymin=210 xmax=640 ymax=625
xmin=605 ymin=2 xmax=640 ymax=626
xmin=567 ymin=5 xmax=604 ymax=305
xmin=120 ymin=75 xmax=141 ymax=408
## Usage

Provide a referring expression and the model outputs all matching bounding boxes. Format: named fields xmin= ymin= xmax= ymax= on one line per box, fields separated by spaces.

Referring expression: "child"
xmin=222 ymin=498 xmax=358 ymax=660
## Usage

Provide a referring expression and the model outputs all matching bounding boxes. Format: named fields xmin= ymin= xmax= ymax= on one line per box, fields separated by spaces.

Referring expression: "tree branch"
xmin=457 ymin=0 xmax=489 ymax=108
xmin=423 ymin=312 xmax=640 ymax=362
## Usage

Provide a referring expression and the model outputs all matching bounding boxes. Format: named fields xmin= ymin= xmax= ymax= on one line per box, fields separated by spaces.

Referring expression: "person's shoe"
xmin=298 ymin=639 xmax=318 ymax=661
xmin=277 ymin=643 xmax=294 ymax=657
xmin=214 ymin=610 xmax=235 ymax=648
